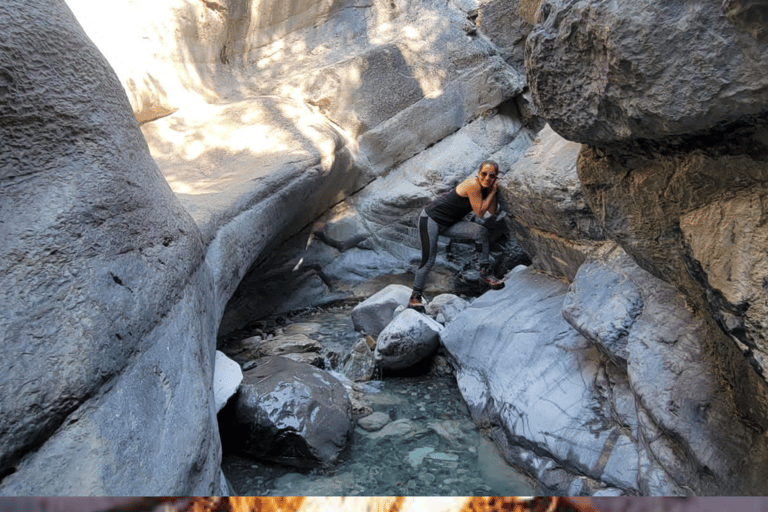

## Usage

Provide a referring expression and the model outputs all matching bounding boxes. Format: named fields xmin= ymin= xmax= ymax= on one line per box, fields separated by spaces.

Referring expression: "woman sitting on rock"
xmin=409 ymin=160 xmax=506 ymax=311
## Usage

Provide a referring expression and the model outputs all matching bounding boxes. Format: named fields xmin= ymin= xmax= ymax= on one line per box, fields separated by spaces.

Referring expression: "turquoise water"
xmin=220 ymin=306 xmax=535 ymax=496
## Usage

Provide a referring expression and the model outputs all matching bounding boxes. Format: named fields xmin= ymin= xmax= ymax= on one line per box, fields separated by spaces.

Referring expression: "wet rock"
xmin=374 ymin=309 xmax=443 ymax=370
xmin=219 ymin=356 xmax=353 ymax=468
xmin=351 ymin=284 xmax=413 ymax=337
xmin=425 ymin=294 xmax=470 ymax=324
xmin=526 ymin=0 xmax=768 ymax=144
xmin=280 ymin=352 xmax=326 ymax=368
xmin=357 ymin=411 xmax=392 ymax=432
xmin=365 ymin=419 xmax=425 ymax=441
xmin=213 ymin=351 xmax=243 ymax=413
xmin=341 ymin=339 xmax=376 ymax=382
xmin=222 ymin=334 xmax=322 ymax=365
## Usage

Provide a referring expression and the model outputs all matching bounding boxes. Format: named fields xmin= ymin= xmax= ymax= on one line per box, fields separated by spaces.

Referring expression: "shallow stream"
xmin=220 ymin=305 xmax=536 ymax=496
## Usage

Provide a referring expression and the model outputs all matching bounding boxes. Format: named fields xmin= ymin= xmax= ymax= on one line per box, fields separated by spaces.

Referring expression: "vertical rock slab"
xmin=1 ymin=0 xmax=219 ymax=494
xmin=499 ymin=124 xmax=609 ymax=281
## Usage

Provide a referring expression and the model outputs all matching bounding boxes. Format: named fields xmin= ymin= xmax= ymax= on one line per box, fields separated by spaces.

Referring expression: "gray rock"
xmin=374 ymin=309 xmax=443 ymax=370
xmin=425 ymin=294 xmax=470 ymax=324
xmin=526 ymin=0 xmax=768 ymax=144
xmin=578 ymin=120 xmax=768 ymax=389
xmin=499 ymin=124 xmax=609 ymax=280
xmin=0 ymin=0 xmax=221 ymax=494
xmin=220 ymin=356 xmax=353 ymax=468
xmin=351 ymin=284 xmax=413 ymax=337
xmin=441 ymin=265 xmax=670 ymax=495
xmin=565 ymin=251 xmax=768 ymax=494
xmin=341 ymin=339 xmax=377 ymax=382
xmin=562 ymin=256 xmax=644 ymax=369
xmin=213 ymin=351 xmax=243 ymax=413
xmin=357 ymin=411 xmax=392 ymax=432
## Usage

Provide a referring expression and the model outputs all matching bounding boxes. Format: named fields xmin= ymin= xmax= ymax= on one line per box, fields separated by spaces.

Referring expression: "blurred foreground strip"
xmin=0 ymin=498 xmax=595 ymax=512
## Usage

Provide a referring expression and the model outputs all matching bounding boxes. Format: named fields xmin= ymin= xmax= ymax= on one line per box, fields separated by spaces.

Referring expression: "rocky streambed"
xmin=217 ymin=301 xmax=536 ymax=496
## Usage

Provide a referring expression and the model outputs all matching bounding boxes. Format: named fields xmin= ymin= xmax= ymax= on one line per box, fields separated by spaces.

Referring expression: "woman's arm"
xmin=463 ymin=179 xmax=498 ymax=218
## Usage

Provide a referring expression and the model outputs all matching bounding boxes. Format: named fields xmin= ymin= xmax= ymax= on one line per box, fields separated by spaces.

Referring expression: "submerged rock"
xmin=219 ymin=356 xmax=353 ymax=468
xmin=374 ymin=309 xmax=443 ymax=370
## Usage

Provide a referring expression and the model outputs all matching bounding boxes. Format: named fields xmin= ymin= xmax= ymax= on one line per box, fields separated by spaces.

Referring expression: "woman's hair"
xmin=479 ymin=160 xmax=500 ymax=173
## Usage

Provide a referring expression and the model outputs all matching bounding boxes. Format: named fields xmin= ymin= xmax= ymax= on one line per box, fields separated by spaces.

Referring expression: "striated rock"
xmin=444 ymin=259 xmax=768 ymax=495
xmin=341 ymin=339 xmax=377 ymax=382
xmin=214 ymin=351 xmax=243 ymax=413
xmin=0 ymin=0 xmax=220 ymax=494
xmin=578 ymin=120 xmax=768 ymax=377
xmin=351 ymin=285 xmax=413 ymax=337
xmin=562 ymin=257 xmax=643 ymax=369
xmin=500 ymin=124 xmax=609 ymax=280
xmin=374 ymin=309 xmax=443 ymax=370
xmin=564 ymin=249 xmax=768 ymax=495
xmin=442 ymin=266 xmax=646 ymax=494
xmin=526 ymin=0 xmax=768 ymax=144
xmin=219 ymin=356 xmax=353 ymax=468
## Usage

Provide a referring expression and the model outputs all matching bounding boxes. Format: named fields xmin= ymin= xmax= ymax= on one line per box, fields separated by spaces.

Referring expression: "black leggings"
xmin=412 ymin=210 xmax=490 ymax=293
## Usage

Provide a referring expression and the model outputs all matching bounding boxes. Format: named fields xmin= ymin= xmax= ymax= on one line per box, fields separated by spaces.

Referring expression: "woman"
xmin=409 ymin=160 xmax=505 ymax=310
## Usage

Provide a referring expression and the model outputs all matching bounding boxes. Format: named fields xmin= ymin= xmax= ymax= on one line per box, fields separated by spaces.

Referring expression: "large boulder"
xmin=0 ymin=0 xmax=220 ymax=494
xmin=526 ymin=0 xmax=768 ymax=144
xmin=441 ymin=262 xmax=768 ymax=495
xmin=219 ymin=356 xmax=353 ymax=468
xmin=374 ymin=309 xmax=443 ymax=370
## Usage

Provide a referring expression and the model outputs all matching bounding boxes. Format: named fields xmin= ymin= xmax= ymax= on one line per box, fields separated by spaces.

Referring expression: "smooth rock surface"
xmin=500 ymin=124 xmax=609 ymax=280
xmin=219 ymin=356 xmax=353 ymax=468
xmin=351 ymin=285 xmax=414 ymax=337
xmin=0 ymin=0 xmax=221 ymax=494
xmin=374 ymin=309 xmax=443 ymax=370
xmin=526 ymin=0 xmax=768 ymax=144
xmin=214 ymin=351 xmax=243 ymax=413
xmin=565 ymin=250 xmax=768 ymax=495
xmin=424 ymin=294 xmax=470 ymax=324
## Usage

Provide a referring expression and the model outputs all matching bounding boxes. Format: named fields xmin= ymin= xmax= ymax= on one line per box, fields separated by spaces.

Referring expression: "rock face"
xmin=499 ymin=124 xmax=609 ymax=281
xmin=441 ymin=261 xmax=768 ymax=495
xmin=526 ymin=0 xmax=768 ymax=145
xmin=578 ymin=123 xmax=768 ymax=379
xmin=219 ymin=356 xmax=353 ymax=468
xmin=0 ymin=0 xmax=221 ymax=495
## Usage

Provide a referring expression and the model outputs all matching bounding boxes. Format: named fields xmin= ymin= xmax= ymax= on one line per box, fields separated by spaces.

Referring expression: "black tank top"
xmin=425 ymin=188 xmax=473 ymax=228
